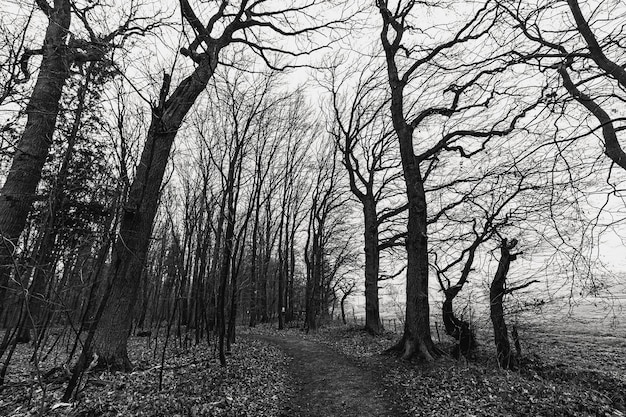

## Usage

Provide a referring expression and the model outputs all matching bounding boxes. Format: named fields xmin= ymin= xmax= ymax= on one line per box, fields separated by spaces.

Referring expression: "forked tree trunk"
xmin=0 ymin=1 xmax=71 ymax=314
xmin=340 ymin=291 xmax=349 ymax=325
xmin=379 ymin=2 xmax=437 ymax=361
xmin=490 ymin=238 xmax=518 ymax=370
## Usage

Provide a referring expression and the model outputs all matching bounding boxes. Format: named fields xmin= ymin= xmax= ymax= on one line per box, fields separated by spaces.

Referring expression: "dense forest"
xmin=0 ymin=0 xmax=624 ymax=415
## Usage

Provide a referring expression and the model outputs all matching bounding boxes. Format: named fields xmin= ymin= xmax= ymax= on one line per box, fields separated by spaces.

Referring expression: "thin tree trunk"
xmin=217 ymin=196 xmax=235 ymax=366
xmin=490 ymin=238 xmax=518 ymax=370
xmin=24 ymin=65 xmax=94 ymax=342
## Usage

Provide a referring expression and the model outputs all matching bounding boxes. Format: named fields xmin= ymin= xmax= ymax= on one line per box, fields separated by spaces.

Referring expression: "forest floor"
xmin=270 ymin=323 xmax=626 ymax=417
xmin=1 ymin=321 xmax=625 ymax=416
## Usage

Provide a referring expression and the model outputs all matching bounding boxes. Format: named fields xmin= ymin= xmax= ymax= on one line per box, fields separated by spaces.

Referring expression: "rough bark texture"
xmin=93 ymin=53 xmax=219 ymax=370
xmin=378 ymin=2 xmax=437 ymax=360
xmin=489 ymin=238 xmax=518 ymax=370
xmin=0 ymin=0 xmax=71 ymax=312
xmin=23 ymin=67 xmax=93 ymax=342
xmin=363 ymin=201 xmax=382 ymax=334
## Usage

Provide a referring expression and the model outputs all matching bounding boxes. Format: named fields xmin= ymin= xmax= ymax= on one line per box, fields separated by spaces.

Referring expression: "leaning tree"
xmin=0 ymin=0 xmax=154 ymax=315
xmin=86 ymin=0 xmax=352 ymax=372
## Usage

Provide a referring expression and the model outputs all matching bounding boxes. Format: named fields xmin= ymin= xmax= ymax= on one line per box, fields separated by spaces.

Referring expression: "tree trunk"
xmin=341 ymin=293 xmax=348 ymax=325
xmin=287 ymin=226 xmax=297 ymax=322
xmin=92 ymin=56 xmax=219 ymax=370
xmin=305 ymin=217 xmax=320 ymax=332
xmin=386 ymin=107 xmax=437 ymax=361
xmin=24 ymin=65 xmax=94 ymax=342
xmin=442 ymin=289 xmax=476 ymax=358
xmin=379 ymin=4 xmax=437 ymax=361
xmin=217 ymin=203 xmax=235 ymax=366
xmin=248 ymin=192 xmax=261 ymax=327
xmin=277 ymin=211 xmax=287 ymax=331
xmin=0 ymin=1 xmax=71 ymax=313
xmin=490 ymin=238 xmax=518 ymax=370
xmin=363 ymin=201 xmax=382 ymax=334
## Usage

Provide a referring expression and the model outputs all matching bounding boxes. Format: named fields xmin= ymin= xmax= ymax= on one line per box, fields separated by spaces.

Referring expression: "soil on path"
xmin=253 ymin=334 xmax=405 ymax=417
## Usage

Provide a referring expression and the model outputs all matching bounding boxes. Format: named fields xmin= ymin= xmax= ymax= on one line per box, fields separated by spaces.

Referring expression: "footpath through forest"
xmin=253 ymin=334 xmax=405 ymax=417
xmin=2 ymin=325 xmax=625 ymax=416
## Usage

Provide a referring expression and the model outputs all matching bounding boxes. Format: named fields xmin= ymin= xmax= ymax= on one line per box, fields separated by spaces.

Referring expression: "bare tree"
xmin=490 ymin=237 xmax=522 ymax=369
xmin=88 ymin=0 xmax=349 ymax=372
xmin=497 ymin=0 xmax=626 ymax=310
xmin=0 ymin=0 xmax=153 ymax=315
xmin=324 ymin=59 xmax=406 ymax=334
xmin=304 ymin=141 xmax=352 ymax=331
xmin=376 ymin=0 xmax=545 ymax=360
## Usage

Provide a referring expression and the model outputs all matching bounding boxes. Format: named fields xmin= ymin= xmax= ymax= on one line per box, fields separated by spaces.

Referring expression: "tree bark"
xmin=0 ymin=0 xmax=71 ymax=313
xmin=384 ymin=78 xmax=435 ymax=360
xmin=93 ymin=54 xmax=219 ymax=370
xmin=378 ymin=1 xmax=437 ymax=361
xmin=363 ymin=201 xmax=382 ymax=334
xmin=23 ymin=65 xmax=94 ymax=342
xmin=489 ymin=238 xmax=518 ymax=370
xmin=442 ymin=288 xmax=475 ymax=358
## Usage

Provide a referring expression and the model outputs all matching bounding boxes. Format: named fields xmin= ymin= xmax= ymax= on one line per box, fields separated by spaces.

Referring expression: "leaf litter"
xmin=0 ymin=334 xmax=289 ymax=417
xmin=2 ymin=322 xmax=624 ymax=416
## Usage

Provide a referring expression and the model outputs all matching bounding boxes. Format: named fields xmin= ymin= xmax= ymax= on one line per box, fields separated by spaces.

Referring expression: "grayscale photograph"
xmin=0 ymin=0 xmax=624 ymax=415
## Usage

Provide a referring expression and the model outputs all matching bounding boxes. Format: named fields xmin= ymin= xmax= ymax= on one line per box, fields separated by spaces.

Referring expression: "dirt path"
xmin=253 ymin=334 xmax=404 ymax=417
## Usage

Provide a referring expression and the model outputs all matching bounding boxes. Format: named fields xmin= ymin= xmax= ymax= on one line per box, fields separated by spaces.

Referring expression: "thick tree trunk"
xmin=392 ymin=195 xmax=437 ymax=360
xmin=379 ymin=4 xmax=437 ymax=361
xmin=24 ymin=67 xmax=93 ymax=342
xmin=363 ymin=201 xmax=382 ymax=334
xmin=0 ymin=1 xmax=71 ymax=313
xmin=387 ymin=110 xmax=437 ymax=361
xmin=490 ymin=238 xmax=518 ymax=370
xmin=442 ymin=289 xmax=476 ymax=358
xmin=93 ymin=57 xmax=218 ymax=370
